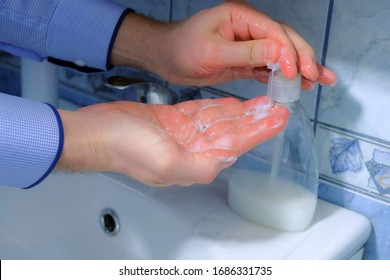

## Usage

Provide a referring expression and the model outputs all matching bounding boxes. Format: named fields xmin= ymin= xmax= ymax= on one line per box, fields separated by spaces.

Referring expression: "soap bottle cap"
xmin=267 ymin=71 xmax=301 ymax=103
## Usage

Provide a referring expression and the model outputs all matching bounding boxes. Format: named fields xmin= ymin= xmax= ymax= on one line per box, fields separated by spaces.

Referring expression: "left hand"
xmin=57 ymin=96 xmax=289 ymax=186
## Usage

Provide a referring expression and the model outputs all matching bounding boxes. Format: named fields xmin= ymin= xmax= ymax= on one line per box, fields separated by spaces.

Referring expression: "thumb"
xmin=217 ymin=38 xmax=281 ymax=68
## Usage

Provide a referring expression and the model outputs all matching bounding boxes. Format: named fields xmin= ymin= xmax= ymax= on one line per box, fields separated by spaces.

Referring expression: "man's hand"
xmin=57 ymin=97 xmax=288 ymax=186
xmin=111 ymin=1 xmax=336 ymax=88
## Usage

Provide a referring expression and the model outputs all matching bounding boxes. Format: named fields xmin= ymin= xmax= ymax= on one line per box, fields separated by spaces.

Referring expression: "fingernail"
xmin=300 ymin=56 xmax=319 ymax=81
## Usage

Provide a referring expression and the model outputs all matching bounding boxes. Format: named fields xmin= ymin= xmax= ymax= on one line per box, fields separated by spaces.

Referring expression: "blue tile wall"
xmin=0 ymin=0 xmax=389 ymax=259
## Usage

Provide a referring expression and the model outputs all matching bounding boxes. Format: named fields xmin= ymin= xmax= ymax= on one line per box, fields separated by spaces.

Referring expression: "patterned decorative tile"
xmin=316 ymin=124 xmax=390 ymax=204
xmin=365 ymin=150 xmax=390 ymax=195
xmin=329 ymin=138 xmax=363 ymax=173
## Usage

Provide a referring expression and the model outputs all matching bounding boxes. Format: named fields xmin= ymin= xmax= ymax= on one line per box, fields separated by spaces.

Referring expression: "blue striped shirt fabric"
xmin=0 ymin=0 xmax=127 ymax=70
xmin=0 ymin=0 xmax=130 ymax=188
xmin=0 ymin=93 xmax=63 ymax=188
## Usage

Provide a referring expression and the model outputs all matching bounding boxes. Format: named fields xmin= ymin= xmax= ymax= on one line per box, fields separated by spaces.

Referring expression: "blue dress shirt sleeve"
xmin=0 ymin=0 xmax=129 ymax=71
xmin=0 ymin=93 xmax=64 ymax=189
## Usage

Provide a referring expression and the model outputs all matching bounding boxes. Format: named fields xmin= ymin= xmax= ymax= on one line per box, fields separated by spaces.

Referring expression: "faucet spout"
xmin=104 ymin=75 xmax=177 ymax=105
xmin=144 ymin=82 xmax=177 ymax=105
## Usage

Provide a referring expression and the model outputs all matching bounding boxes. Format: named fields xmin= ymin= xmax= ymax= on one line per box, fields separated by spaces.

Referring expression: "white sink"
xmin=0 ymin=171 xmax=371 ymax=259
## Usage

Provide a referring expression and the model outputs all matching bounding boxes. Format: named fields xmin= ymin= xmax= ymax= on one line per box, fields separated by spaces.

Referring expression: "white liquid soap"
xmin=228 ymin=169 xmax=317 ymax=232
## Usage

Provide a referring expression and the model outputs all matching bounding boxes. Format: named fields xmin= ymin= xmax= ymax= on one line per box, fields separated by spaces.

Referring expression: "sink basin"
xmin=0 ymin=171 xmax=371 ymax=259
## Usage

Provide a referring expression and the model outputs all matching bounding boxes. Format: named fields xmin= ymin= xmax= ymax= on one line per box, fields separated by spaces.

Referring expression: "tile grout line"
xmin=313 ymin=0 xmax=335 ymax=135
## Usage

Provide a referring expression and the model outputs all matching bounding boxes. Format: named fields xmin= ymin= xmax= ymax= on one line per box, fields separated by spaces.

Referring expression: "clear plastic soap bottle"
xmin=228 ymin=70 xmax=318 ymax=232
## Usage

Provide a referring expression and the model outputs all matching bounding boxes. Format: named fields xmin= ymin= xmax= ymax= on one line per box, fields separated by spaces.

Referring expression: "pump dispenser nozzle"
xmin=267 ymin=71 xmax=301 ymax=103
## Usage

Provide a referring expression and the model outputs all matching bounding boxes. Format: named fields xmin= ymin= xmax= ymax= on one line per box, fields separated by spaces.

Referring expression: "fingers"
xmin=316 ymin=63 xmax=337 ymax=86
xmin=185 ymin=96 xmax=289 ymax=154
xmin=279 ymin=24 xmax=318 ymax=81
xmin=222 ymin=2 xmax=337 ymax=85
xmin=271 ymin=24 xmax=337 ymax=86
xmin=234 ymin=110 xmax=288 ymax=153
xmin=194 ymin=95 xmax=271 ymax=126
xmin=243 ymin=13 xmax=299 ymax=79
xmin=204 ymin=2 xmax=297 ymax=78
xmin=279 ymin=25 xmax=337 ymax=86
xmin=216 ymin=39 xmax=281 ymax=68
xmin=177 ymin=104 xmax=288 ymax=186
xmin=205 ymin=104 xmax=289 ymax=154
xmin=175 ymin=97 xmax=241 ymax=116
xmin=184 ymin=96 xmax=273 ymax=137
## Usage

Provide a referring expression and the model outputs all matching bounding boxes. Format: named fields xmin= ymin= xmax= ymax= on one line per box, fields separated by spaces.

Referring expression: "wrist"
xmin=55 ymin=110 xmax=111 ymax=173
xmin=110 ymin=12 xmax=174 ymax=77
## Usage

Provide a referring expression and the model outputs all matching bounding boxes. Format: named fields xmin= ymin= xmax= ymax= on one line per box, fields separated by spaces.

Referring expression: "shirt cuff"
xmin=0 ymin=93 xmax=64 ymax=189
xmin=46 ymin=0 xmax=128 ymax=71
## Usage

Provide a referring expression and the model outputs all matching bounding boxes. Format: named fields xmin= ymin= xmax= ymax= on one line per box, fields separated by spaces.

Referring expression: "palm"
xmin=153 ymin=97 xmax=286 ymax=154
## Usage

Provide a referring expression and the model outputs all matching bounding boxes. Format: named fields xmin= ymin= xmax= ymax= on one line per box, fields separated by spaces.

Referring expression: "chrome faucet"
xmin=103 ymin=75 xmax=177 ymax=105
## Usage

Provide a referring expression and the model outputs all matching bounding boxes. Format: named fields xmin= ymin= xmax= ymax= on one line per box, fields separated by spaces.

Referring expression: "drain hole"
xmin=103 ymin=214 xmax=116 ymax=232
xmin=100 ymin=209 xmax=120 ymax=236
